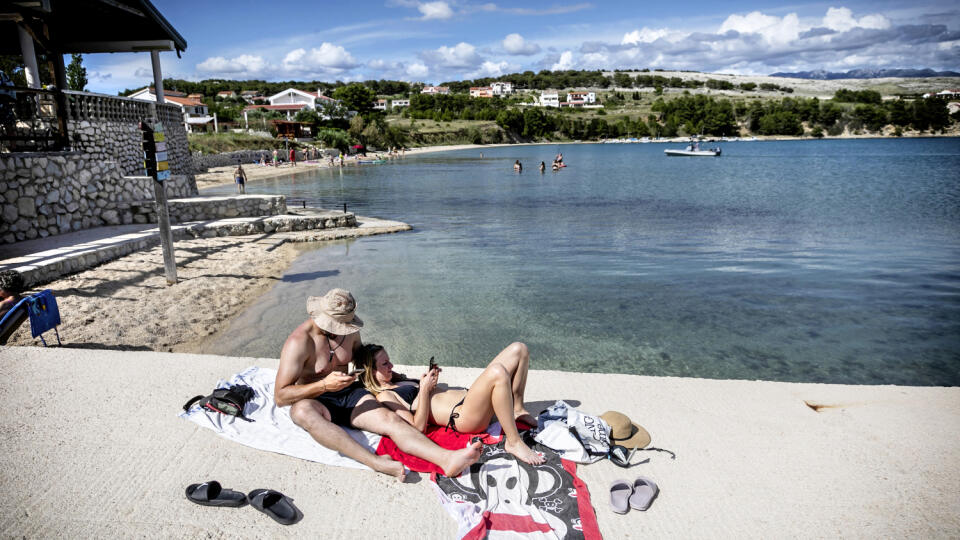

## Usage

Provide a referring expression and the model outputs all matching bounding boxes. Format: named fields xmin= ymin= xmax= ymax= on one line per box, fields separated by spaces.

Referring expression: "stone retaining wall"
xmin=192 ymin=149 xmax=274 ymax=173
xmin=0 ymin=153 xmax=195 ymax=243
xmin=126 ymin=195 xmax=287 ymax=224
xmin=1 ymin=96 xmax=197 ymax=245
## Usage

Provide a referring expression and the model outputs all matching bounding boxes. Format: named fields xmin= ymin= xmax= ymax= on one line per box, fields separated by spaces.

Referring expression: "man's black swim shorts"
xmin=315 ymin=381 xmax=371 ymax=426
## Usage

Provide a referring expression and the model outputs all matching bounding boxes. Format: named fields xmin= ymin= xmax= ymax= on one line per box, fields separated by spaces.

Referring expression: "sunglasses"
xmin=608 ymin=445 xmax=642 ymax=468
xmin=608 ymin=445 xmax=677 ymax=468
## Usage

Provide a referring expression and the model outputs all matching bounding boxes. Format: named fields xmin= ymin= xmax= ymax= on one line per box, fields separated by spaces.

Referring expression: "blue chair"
xmin=0 ymin=289 xmax=61 ymax=346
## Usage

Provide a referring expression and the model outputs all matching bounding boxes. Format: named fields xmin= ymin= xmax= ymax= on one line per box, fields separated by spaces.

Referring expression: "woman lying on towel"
xmin=354 ymin=342 xmax=545 ymax=465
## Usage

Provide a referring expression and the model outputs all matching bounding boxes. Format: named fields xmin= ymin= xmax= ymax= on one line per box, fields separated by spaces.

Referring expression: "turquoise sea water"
xmin=200 ymin=139 xmax=960 ymax=386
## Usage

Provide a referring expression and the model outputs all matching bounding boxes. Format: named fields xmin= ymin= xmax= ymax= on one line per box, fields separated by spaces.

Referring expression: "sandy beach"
xmin=2 ymin=218 xmax=411 ymax=352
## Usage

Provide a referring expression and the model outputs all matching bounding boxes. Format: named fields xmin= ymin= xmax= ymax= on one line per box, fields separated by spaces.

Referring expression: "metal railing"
xmin=0 ymin=87 xmax=183 ymax=153
xmin=0 ymin=86 xmax=68 ymax=152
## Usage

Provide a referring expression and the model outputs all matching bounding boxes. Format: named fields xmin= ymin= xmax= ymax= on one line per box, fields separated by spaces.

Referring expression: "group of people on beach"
xmin=276 ymin=288 xmax=544 ymax=479
xmin=516 ymin=152 xmax=566 ymax=173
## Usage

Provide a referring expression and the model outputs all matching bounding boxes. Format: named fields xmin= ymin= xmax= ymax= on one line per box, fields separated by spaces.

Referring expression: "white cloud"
xmin=823 ymin=7 xmax=890 ymax=32
xmin=420 ymin=42 xmax=481 ymax=68
xmin=407 ymin=62 xmax=429 ymax=78
xmin=503 ymin=33 xmax=541 ymax=55
xmin=719 ymin=11 xmax=802 ymax=47
xmin=196 ymin=54 xmax=268 ymax=75
xmin=468 ymin=60 xmax=512 ymax=78
xmin=282 ymin=43 xmax=359 ymax=71
xmin=551 ymin=50 xmax=575 ymax=70
xmin=419 ymin=1 xmax=454 ymax=20
xmin=621 ymin=27 xmax=673 ymax=45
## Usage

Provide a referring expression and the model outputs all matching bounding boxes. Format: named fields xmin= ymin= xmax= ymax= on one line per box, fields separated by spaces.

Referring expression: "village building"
xmin=216 ymin=90 xmax=236 ymax=99
xmin=539 ymin=91 xmax=560 ymax=108
xmin=469 ymin=87 xmax=494 ymax=98
xmin=373 ymin=99 xmax=387 ymax=110
xmin=421 ymin=86 xmax=450 ymax=95
xmin=391 ymin=98 xmax=410 ymax=108
xmin=567 ymin=91 xmax=596 ymax=104
xmin=128 ymin=87 xmax=214 ymax=132
xmin=186 ymin=93 xmax=204 ymax=100
xmin=491 ymin=81 xmax=513 ymax=96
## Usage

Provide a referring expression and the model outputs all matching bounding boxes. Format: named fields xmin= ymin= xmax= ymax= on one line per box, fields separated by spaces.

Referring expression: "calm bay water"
xmin=200 ymin=139 xmax=960 ymax=386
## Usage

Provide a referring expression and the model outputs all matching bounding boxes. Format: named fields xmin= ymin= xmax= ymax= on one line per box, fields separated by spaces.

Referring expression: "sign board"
xmin=156 ymin=170 xmax=171 ymax=181
xmin=157 ymin=161 xmax=170 ymax=171
xmin=155 ymin=151 xmax=168 ymax=162
xmin=155 ymin=141 xmax=167 ymax=153
xmin=153 ymin=132 xmax=165 ymax=142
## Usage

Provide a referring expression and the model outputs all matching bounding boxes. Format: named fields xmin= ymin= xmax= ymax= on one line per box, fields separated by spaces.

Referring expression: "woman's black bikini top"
xmin=390 ymin=381 xmax=420 ymax=407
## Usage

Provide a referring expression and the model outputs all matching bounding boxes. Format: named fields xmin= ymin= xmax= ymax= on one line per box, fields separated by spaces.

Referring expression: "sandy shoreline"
xmin=3 ymin=218 xmax=411 ymax=352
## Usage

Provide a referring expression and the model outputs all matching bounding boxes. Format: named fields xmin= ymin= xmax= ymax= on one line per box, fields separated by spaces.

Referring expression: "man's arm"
xmin=273 ymin=334 xmax=352 ymax=407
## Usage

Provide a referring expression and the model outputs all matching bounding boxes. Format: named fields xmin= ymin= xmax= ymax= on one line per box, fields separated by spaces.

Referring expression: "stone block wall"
xmin=0 ymin=153 xmax=195 ymax=244
xmin=126 ymin=195 xmax=287 ymax=224
xmin=1 ymin=97 xmax=198 ymax=244
xmin=192 ymin=149 xmax=276 ymax=173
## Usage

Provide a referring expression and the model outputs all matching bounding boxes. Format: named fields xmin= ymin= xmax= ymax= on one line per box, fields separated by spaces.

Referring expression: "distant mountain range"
xmin=769 ymin=68 xmax=960 ymax=79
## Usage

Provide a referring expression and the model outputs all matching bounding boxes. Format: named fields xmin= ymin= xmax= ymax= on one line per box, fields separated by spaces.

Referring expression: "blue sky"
xmin=83 ymin=0 xmax=960 ymax=94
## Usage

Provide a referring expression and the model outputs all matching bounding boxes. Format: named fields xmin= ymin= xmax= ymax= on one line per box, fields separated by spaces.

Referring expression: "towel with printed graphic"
xmin=433 ymin=439 xmax=601 ymax=540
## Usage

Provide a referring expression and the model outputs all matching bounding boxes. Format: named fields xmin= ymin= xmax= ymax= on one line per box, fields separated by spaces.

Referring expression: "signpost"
xmin=140 ymin=121 xmax=177 ymax=284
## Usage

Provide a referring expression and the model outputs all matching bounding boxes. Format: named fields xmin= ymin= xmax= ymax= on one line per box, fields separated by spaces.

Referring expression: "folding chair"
xmin=0 ymin=290 xmax=62 ymax=346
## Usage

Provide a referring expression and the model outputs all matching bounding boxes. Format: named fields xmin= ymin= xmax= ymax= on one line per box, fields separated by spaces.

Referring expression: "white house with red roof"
xmin=244 ymin=88 xmax=348 ymax=121
xmin=470 ymin=86 xmax=493 ymax=98
xmin=216 ymin=90 xmax=236 ymax=99
xmin=128 ymin=87 xmax=213 ymax=132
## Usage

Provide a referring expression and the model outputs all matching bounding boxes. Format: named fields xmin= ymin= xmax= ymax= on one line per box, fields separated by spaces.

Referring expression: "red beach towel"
xmin=377 ymin=427 xmax=601 ymax=539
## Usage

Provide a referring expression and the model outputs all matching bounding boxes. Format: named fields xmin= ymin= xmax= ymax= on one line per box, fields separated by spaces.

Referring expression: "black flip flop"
xmin=185 ymin=481 xmax=247 ymax=507
xmin=248 ymin=489 xmax=302 ymax=525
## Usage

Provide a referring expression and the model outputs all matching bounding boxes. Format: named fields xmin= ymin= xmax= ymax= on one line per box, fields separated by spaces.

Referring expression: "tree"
xmin=332 ymin=83 xmax=376 ymax=115
xmin=66 ymin=54 xmax=87 ymax=91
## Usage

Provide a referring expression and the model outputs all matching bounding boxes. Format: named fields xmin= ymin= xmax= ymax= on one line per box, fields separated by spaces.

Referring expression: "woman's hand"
xmin=419 ymin=368 xmax=439 ymax=394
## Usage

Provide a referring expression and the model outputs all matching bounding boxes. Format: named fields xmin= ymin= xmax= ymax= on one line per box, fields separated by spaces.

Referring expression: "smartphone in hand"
xmin=428 ymin=356 xmax=438 ymax=371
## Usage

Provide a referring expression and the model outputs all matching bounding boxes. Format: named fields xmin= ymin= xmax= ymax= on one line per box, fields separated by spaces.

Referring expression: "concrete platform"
xmin=0 ymin=208 xmax=390 ymax=287
xmin=0 ymin=346 xmax=957 ymax=538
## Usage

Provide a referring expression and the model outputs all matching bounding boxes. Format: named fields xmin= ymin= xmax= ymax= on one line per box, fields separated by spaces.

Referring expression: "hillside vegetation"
xmin=178 ymin=69 xmax=959 ymax=153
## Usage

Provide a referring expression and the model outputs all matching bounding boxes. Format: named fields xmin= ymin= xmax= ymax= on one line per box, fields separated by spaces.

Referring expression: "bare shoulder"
xmin=278 ymin=320 xmax=316 ymax=379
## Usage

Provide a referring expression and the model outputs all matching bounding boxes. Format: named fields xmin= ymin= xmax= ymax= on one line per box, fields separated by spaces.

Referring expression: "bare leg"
xmin=350 ymin=397 xmax=481 ymax=477
xmin=489 ymin=342 xmax=536 ymax=426
xmin=455 ymin=363 xmax=545 ymax=465
xmin=290 ymin=400 xmax=406 ymax=481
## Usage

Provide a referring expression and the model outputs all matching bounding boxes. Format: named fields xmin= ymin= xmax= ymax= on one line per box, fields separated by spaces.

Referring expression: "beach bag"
xmin=533 ymin=400 xmax=611 ymax=463
xmin=183 ymin=384 xmax=255 ymax=422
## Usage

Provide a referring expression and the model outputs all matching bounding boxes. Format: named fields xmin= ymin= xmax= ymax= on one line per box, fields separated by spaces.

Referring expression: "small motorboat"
xmin=664 ymin=142 xmax=721 ymax=157
xmin=357 ymin=159 xmax=387 ymax=164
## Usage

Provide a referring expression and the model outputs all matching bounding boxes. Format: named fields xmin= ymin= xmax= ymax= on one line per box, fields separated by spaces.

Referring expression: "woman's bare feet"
xmin=442 ymin=441 xmax=483 ymax=477
xmin=505 ymin=438 xmax=545 ymax=465
xmin=372 ymin=455 xmax=407 ymax=482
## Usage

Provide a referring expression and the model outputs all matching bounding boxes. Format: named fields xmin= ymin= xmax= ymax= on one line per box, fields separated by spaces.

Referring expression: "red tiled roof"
xmin=244 ymin=104 xmax=308 ymax=111
xmin=164 ymin=95 xmax=203 ymax=106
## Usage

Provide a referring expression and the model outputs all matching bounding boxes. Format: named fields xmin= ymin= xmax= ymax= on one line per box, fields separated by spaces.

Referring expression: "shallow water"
xmin=200 ymin=139 xmax=960 ymax=386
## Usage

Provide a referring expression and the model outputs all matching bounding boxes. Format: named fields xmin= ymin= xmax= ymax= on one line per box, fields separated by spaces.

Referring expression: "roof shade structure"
xmin=0 ymin=0 xmax=187 ymax=56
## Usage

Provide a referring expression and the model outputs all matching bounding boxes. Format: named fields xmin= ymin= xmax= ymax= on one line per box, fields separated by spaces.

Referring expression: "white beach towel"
xmin=178 ymin=366 xmax=381 ymax=470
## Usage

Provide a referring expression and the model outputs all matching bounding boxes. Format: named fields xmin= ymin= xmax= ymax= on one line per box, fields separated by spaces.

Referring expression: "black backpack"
xmin=183 ymin=384 xmax=255 ymax=422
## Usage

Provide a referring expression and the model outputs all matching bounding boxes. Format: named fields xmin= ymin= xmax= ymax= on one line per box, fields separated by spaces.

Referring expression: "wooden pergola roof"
xmin=0 ymin=0 xmax=187 ymax=55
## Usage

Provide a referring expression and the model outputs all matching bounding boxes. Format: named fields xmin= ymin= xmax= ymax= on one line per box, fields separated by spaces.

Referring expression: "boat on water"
xmin=664 ymin=142 xmax=721 ymax=157
xmin=357 ymin=159 xmax=387 ymax=164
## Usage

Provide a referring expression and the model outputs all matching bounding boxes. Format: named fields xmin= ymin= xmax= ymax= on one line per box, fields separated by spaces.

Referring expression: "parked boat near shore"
xmin=665 ymin=143 xmax=721 ymax=157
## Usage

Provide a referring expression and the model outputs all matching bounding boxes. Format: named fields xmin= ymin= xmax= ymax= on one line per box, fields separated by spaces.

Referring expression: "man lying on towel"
xmin=275 ymin=288 xmax=482 ymax=480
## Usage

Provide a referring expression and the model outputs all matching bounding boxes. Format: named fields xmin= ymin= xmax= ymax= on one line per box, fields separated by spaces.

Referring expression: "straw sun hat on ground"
xmin=307 ymin=288 xmax=364 ymax=335
xmin=600 ymin=411 xmax=651 ymax=449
